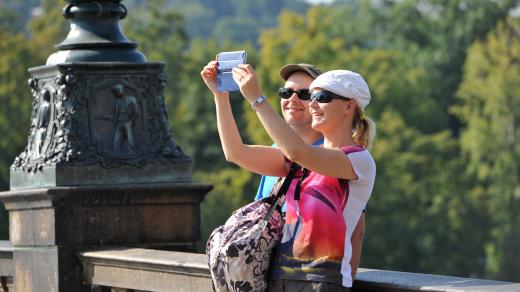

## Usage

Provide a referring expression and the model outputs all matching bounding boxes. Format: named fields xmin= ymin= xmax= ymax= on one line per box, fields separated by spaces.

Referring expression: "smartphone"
xmin=217 ymin=50 xmax=247 ymax=92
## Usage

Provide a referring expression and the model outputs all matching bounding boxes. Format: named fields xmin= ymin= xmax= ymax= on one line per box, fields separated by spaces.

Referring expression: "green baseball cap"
xmin=279 ymin=63 xmax=322 ymax=80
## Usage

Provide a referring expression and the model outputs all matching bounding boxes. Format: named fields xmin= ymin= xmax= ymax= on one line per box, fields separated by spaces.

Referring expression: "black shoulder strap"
xmin=275 ymin=162 xmax=300 ymax=199
xmin=260 ymin=162 xmax=301 ymax=226
xmin=293 ymin=167 xmax=309 ymax=201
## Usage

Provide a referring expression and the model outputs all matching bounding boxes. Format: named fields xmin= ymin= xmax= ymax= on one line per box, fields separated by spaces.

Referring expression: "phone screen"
xmin=217 ymin=50 xmax=247 ymax=92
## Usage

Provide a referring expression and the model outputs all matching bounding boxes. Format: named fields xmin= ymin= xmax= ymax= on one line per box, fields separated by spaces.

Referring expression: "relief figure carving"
xmin=32 ymin=89 xmax=51 ymax=158
xmin=112 ymin=84 xmax=138 ymax=154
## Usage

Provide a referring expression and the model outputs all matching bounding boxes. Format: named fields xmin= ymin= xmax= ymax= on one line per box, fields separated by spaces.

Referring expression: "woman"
xmin=201 ymin=62 xmax=376 ymax=291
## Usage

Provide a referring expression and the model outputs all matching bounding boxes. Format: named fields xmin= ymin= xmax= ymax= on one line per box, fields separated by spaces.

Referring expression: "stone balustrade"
xmin=0 ymin=242 xmax=519 ymax=291
xmin=78 ymin=247 xmax=520 ymax=292
xmin=0 ymin=241 xmax=12 ymax=292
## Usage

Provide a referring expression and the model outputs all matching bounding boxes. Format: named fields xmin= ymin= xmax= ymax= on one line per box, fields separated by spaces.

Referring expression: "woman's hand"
xmin=200 ymin=60 xmax=229 ymax=99
xmin=232 ymin=64 xmax=264 ymax=103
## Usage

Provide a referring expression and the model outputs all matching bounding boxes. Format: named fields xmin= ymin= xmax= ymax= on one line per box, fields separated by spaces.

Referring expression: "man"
xmin=254 ymin=64 xmax=366 ymax=279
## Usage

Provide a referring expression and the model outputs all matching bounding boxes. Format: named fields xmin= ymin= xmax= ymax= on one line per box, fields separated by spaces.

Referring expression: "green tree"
xmin=454 ymin=17 xmax=520 ymax=281
xmin=0 ymin=29 xmax=35 ymax=238
xmin=28 ymin=0 xmax=68 ymax=50
xmin=317 ymin=0 xmax=518 ymax=133
xmin=0 ymin=0 xmax=67 ymax=188
xmin=2 ymin=0 xmax=40 ymax=30
xmin=126 ymin=0 xmax=309 ymax=43
xmin=415 ymin=0 xmax=518 ymax=134
xmin=257 ymin=6 xmax=443 ymax=134
xmin=366 ymin=110 xmax=489 ymax=276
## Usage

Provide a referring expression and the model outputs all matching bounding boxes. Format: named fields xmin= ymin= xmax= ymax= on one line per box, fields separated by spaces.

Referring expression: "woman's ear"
xmin=344 ymin=100 xmax=356 ymax=115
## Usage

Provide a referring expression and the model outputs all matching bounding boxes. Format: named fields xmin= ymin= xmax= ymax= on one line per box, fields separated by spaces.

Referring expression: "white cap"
xmin=309 ymin=70 xmax=371 ymax=110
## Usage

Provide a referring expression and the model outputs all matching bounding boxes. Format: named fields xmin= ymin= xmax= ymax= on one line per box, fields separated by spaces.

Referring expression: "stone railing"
xmin=79 ymin=248 xmax=520 ymax=292
xmin=0 ymin=241 xmax=13 ymax=292
xmin=80 ymin=249 xmax=211 ymax=292
xmin=0 ymin=242 xmax=518 ymax=291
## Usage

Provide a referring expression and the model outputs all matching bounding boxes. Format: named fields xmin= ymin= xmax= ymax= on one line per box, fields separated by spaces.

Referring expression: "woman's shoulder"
xmin=340 ymin=145 xmax=365 ymax=154
xmin=341 ymin=147 xmax=376 ymax=170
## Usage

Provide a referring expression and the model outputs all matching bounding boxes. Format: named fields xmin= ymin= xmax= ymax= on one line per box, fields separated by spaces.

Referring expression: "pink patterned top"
xmin=269 ymin=146 xmax=376 ymax=287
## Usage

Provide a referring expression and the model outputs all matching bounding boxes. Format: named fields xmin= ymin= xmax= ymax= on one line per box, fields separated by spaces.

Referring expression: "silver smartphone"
xmin=217 ymin=50 xmax=247 ymax=92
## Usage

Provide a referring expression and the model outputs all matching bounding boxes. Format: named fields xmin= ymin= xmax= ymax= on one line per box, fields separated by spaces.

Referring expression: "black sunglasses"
xmin=278 ymin=87 xmax=311 ymax=100
xmin=310 ymin=91 xmax=351 ymax=103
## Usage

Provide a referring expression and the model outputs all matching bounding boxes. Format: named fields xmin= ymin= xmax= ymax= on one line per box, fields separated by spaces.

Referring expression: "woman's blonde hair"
xmin=352 ymin=106 xmax=376 ymax=149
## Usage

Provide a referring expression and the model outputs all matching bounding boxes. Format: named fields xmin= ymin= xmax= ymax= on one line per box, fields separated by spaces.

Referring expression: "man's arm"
xmin=350 ymin=212 xmax=365 ymax=280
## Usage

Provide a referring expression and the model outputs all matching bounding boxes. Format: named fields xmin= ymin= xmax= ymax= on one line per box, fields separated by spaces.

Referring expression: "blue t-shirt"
xmin=254 ymin=137 xmax=324 ymax=202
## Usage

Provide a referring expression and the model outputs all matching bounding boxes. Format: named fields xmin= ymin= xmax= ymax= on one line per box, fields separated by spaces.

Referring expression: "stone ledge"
xmin=10 ymin=163 xmax=193 ymax=191
xmin=354 ymin=268 xmax=520 ymax=292
xmin=0 ymin=241 xmax=13 ymax=277
xmin=79 ymin=248 xmax=520 ymax=292
xmin=80 ymin=248 xmax=212 ymax=292
xmin=81 ymin=248 xmax=210 ymax=276
xmin=0 ymin=183 xmax=212 ymax=210
xmin=0 ymin=241 xmax=13 ymax=292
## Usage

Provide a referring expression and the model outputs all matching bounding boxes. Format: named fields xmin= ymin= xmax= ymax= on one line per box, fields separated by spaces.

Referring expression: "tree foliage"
xmin=125 ymin=0 xmax=309 ymax=44
xmin=454 ymin=17 xmax=520 ymax=280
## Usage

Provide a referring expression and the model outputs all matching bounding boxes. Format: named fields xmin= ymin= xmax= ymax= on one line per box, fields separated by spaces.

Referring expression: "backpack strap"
xmin=260 ymin=162 xmax=301 ymax=229
xmin=293 ymin=167 xmax=309 ymax=201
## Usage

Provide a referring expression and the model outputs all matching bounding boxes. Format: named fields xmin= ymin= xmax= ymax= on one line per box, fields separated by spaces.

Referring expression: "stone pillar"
xmin=0 ymin=183 xmax=210 ymax=291
xmin=0 ymin=1 xmax=211 ymax=291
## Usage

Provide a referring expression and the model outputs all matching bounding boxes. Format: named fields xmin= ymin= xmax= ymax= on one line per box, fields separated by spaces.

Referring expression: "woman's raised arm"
xmin=201 ymin=61 xmax=287 ymax=177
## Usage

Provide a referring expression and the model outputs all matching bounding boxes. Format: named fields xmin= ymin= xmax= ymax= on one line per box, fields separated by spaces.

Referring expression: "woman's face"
xmin=280 ymin=72 xmax=314 ymax=129
xmin=309 ymin=88 xmax=356 ymax=133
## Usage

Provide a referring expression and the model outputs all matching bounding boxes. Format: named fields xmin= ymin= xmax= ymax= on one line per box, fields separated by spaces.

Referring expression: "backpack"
xmin=206 ymin=163 xmax=301 ymax=292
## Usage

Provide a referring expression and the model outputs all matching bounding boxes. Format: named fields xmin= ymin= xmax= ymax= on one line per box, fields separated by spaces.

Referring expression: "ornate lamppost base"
xmin=1 ymin=1 xmax=212 ymax=291
xmin=11 ymin=63 xmax=191 ymax=191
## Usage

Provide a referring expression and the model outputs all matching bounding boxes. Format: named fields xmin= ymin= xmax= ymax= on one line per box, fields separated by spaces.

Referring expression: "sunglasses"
xmin=310 ymin=91 xmax=351 ymax=103
xmin=278 ymin=87 xmax=311 ymax=100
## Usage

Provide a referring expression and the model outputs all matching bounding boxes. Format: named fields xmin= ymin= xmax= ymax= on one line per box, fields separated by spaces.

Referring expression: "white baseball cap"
xmin=309 ymin=70 xmax=371 ymax=110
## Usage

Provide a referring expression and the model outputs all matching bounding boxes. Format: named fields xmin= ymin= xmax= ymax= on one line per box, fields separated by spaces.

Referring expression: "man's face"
xmin=280 ymin=72 xmax=314 ymax=128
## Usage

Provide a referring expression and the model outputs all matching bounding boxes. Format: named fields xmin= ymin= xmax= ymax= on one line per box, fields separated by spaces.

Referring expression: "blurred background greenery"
xmin=0 ymin=0 xmax=519 ymax=282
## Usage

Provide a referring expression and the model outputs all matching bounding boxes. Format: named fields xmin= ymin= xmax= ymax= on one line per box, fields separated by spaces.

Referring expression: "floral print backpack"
xmin=206 ymin=163 xmax=302 ymax=292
